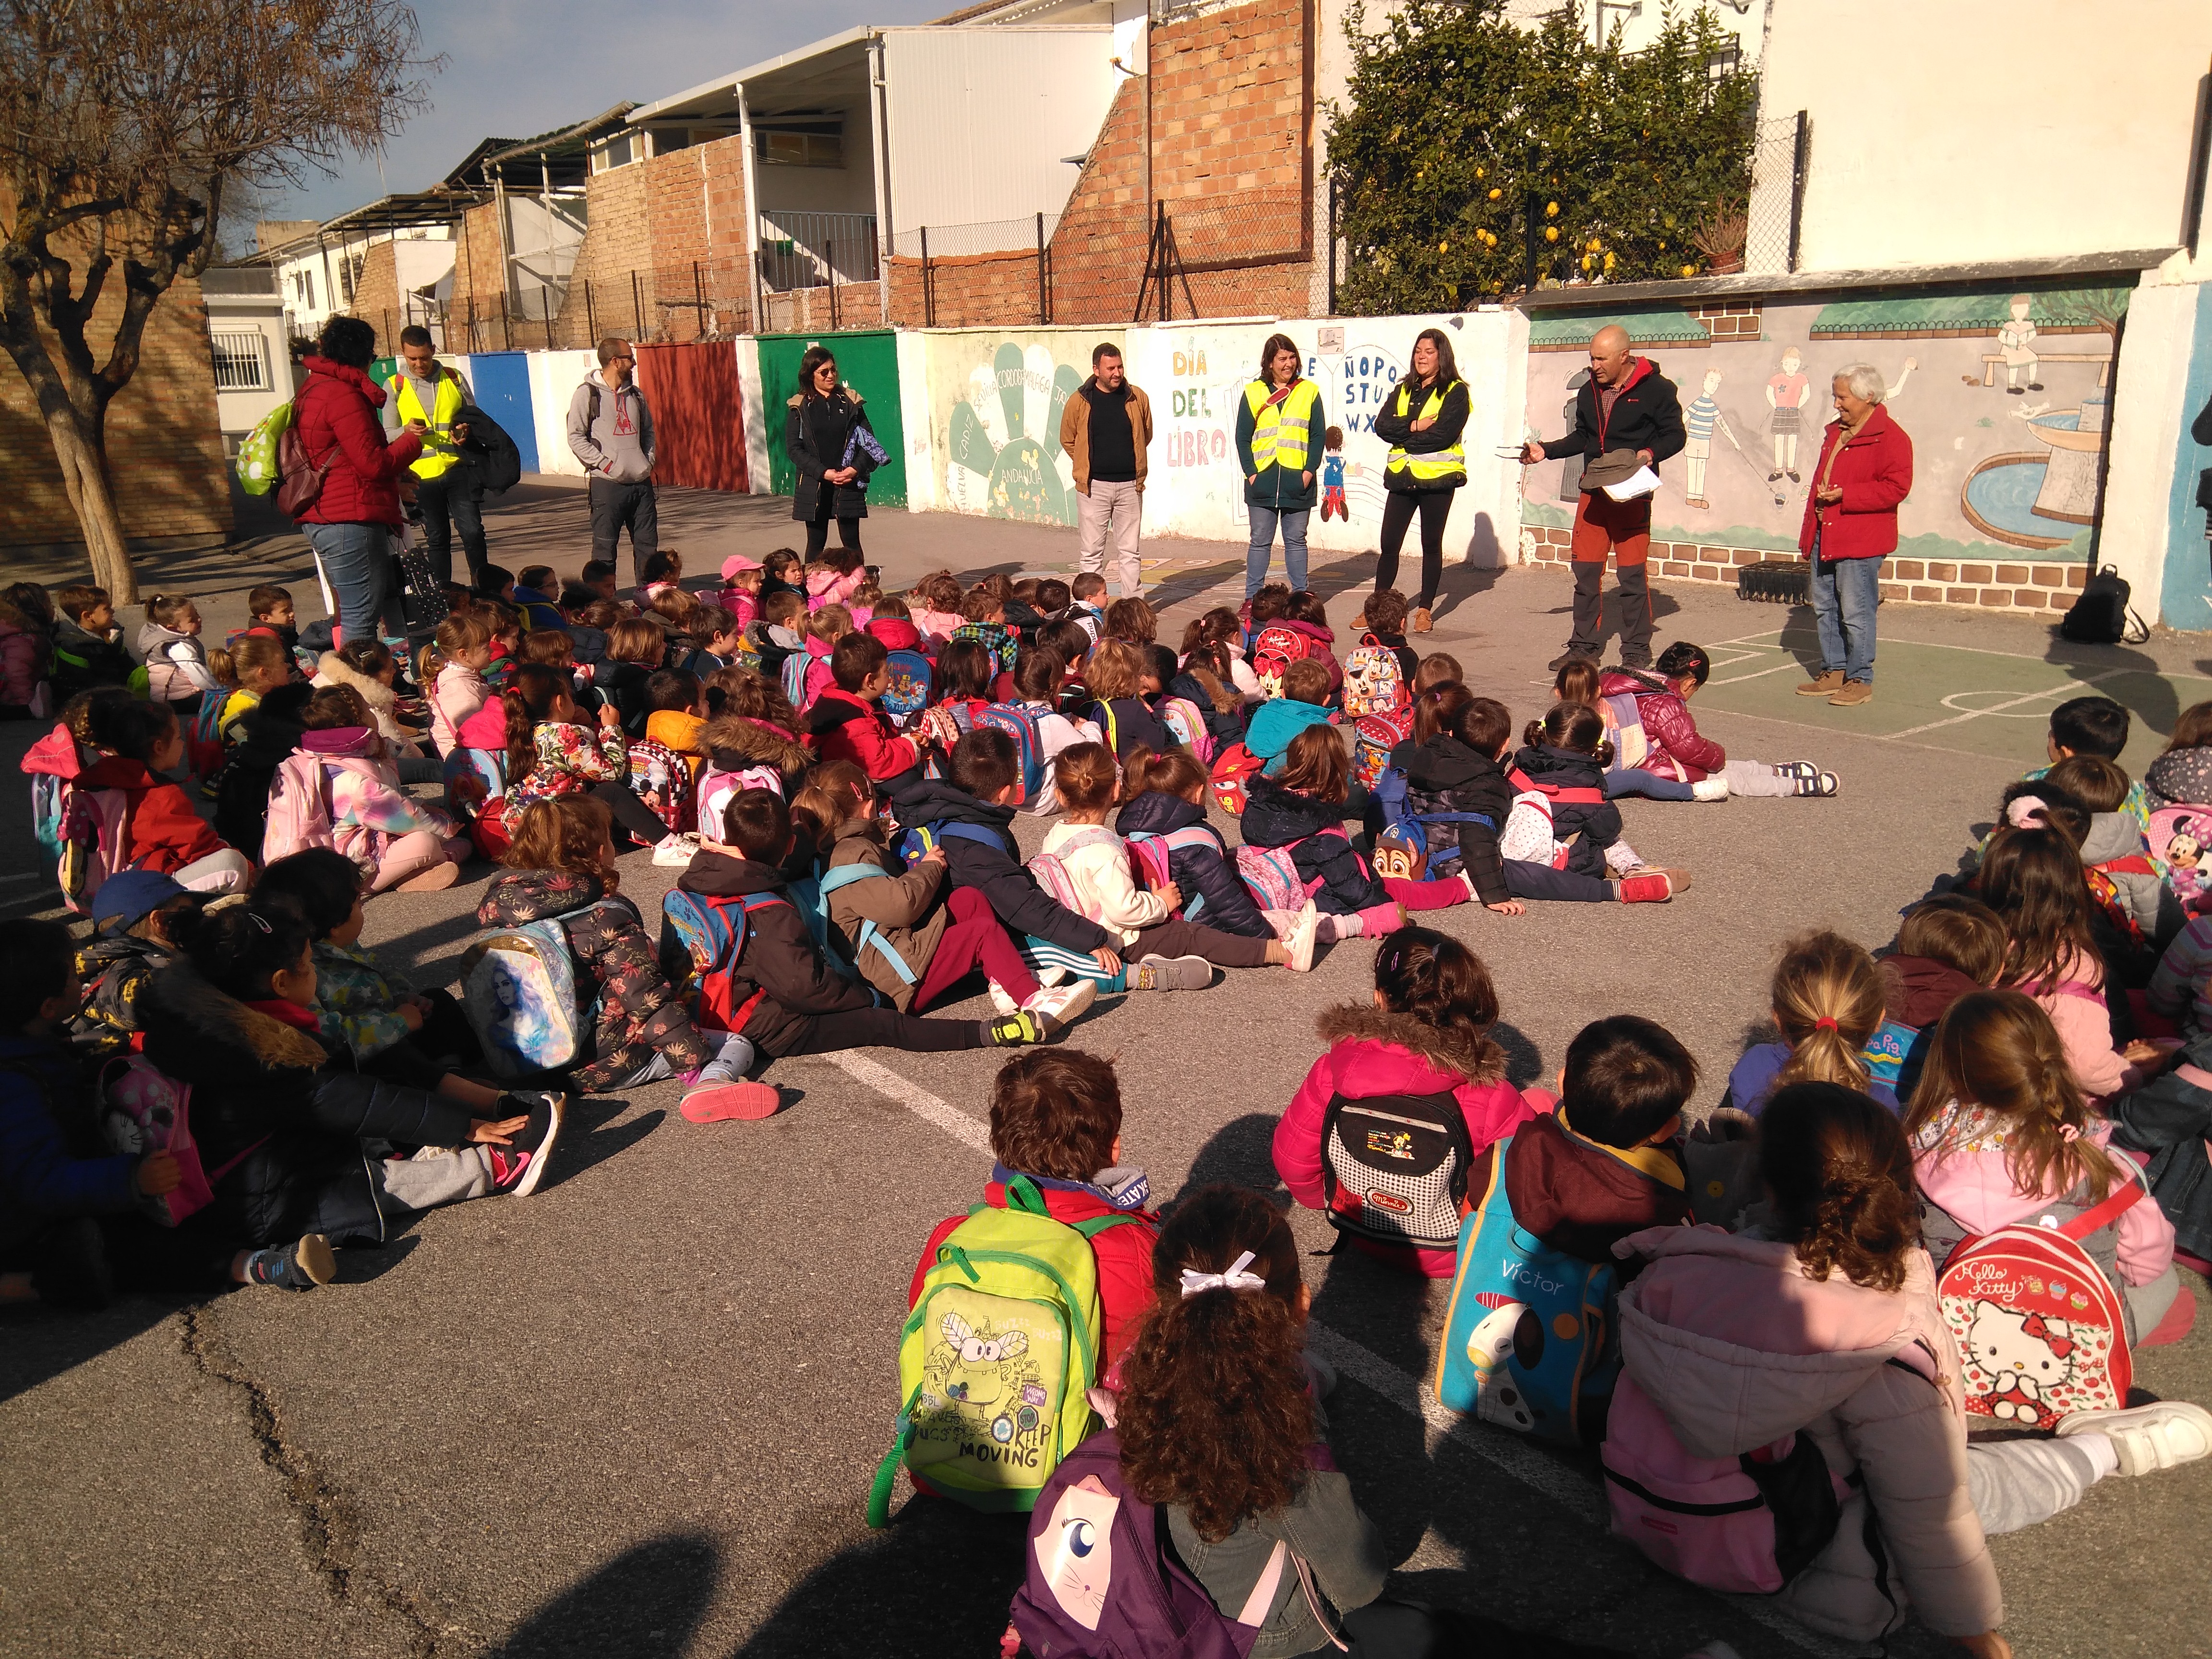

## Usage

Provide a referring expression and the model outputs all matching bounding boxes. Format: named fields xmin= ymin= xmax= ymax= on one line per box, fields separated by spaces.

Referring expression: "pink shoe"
xmin=1617 ymin=869 xmax=1682 ymax=903
xmin=681 ymin=1080 xmax=783 ymax=1122
xmin=395 ymin=861 xmax=460 ymax=893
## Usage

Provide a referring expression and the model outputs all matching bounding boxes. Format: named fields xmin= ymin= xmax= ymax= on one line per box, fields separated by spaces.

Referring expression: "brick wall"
xmin=889 ymin=249 xmax=1045 ymax=329
xmin=1694 ymin=301 xmax=1762 ymax=342
xmin=554 ymin=133 xmax=754 ymax=347
xmin=344 ymin=240 xmax=400 ymax=335
xmin=0 ymin=263 xmax=230 ymax=553
xmin=1517 ymin=526 xmax=2092 ymax=612
xmin=1150 ymin=0 xmax=1307 ymax=204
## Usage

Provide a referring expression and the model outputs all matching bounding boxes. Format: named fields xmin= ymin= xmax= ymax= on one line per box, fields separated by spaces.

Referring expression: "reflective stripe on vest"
xmin=391 ymin=370 xmax=468 ymax=478
xmin=1384 ymin=380 xmax=1465 ymax=485
xmin=1244 ymin=378 xmax=1321 ymax=474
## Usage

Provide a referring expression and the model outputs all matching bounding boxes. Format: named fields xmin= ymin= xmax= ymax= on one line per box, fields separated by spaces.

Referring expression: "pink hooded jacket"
xmin=2010 ymin=950 xmax=2135 ymax=1099
xmin=1616 ymin=1226 xmax=2000 ymax=1641
xmin=1273 ymin=1003 xmax=1538 ymax=1276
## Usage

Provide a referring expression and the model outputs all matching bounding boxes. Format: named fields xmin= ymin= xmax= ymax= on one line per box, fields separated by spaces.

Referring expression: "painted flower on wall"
xmin=945 ymin=342 xmax=1085 ymax=527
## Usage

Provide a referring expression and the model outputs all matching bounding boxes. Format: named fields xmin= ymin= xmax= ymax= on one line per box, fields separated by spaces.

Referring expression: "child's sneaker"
xmin=1617 ymin=869 xmax=1684 ymax=903
xmin=1690 ymin=777 xmax=1730 ymax=802
xmin=1128 ymin=954 xmax=1212 ymax=991
xmin=1022 ymin=979 xmax=1097 ymax=1034
xmin=680 ymin=1078 xmax=783 ymax=1122
xmin=2057 ymin=1401 xmax=2212 ymax=1476
xmin=488 ymin=1095 xmax=565 ymax=1197
xmin=395 ymin=861 xmax=460 ymax=893
xmin=986 ymin=981 xmax=1020 ymax=1017
xmin=985 ymin=1011 xmax=1049 ymax=1045
xmin=652 ymin=831 xmax=701 ymax=867
xmin=244 ymin=1232 xmax=336 ymax=1291
xmin=1285 ymin=902 xmax=1320 ymax=973
xmin=1789 ymin=770 xmax=1839 ymax=797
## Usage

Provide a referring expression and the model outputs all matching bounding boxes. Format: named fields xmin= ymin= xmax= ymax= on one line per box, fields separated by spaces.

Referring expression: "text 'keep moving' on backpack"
xmin=1320 ymin=1087 xmax=1481 ymax=1252
xmin=1936 ymin=1174 xmax=2143 ymax=1431
xmin=1010 ymin=1427 xmax=1301 ymax=1659
xmin=870 ymin=1173 xmax=1138 ymax=1527
xmin=1434 ymin=1130 xmax=1621 ymax=1445
xmin=660 ymin=887 xmax=793 ymax=1033
xmin=460 ymin=901 xmax=630 ymax=1078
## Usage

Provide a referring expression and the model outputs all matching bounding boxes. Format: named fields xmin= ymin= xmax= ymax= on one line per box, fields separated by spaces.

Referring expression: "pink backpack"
xmin=1234 ymin=827 xmax=1346 ymax=912
xmin=1155 ymin=695 xmax=1216 ymax=763
xmin=1250 ymin=624 xmax=1310 ymax=699
xmin=57 ymin=781 xmax=134 ymax=915
xmin=97 ymin=1056 xmax=262 ymax=1226
xmin=263 ymin=752 xmax=337 ymax=864
xmin=1028 ymin=827 xmax=1126 ymax=921
xmin=696 ymin=762 xmax=784 ymax=843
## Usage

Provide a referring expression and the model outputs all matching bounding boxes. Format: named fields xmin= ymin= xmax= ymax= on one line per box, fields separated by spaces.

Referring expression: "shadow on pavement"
xmin=552 ymin=1104 xmax=668 ymax=1187
xmin=485 ymin=1531 xmax=721 ymax=1659
xmin=0 ymin=1295 xmax=192 ymax=1406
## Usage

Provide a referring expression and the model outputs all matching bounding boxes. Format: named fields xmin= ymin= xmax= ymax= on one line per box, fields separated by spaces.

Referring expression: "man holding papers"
xmin=1521 ymin=324 xmax=1685 ymax=672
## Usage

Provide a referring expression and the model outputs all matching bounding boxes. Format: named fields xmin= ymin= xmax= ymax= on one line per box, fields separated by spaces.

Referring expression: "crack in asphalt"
xmin=179 ymin=1303 xmax=462 ymax=1658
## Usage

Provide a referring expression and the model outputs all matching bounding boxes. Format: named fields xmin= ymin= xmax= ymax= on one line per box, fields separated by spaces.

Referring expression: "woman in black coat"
xmin=783 ymin=345 xmax=880 ymax=558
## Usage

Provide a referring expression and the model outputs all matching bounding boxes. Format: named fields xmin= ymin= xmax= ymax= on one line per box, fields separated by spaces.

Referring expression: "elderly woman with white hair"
xmin=1795 ymin=361 xmax=1913 ymax=708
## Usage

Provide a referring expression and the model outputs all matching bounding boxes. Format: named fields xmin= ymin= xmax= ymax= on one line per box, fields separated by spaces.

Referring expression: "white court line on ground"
xmin=821 ymin=1049 xmax=1858 ymax=1658
xmin=1709 ymin=628 xmax=2212 ymax=679
xmin=1883 ymin=667 xmax=2130 ymax=740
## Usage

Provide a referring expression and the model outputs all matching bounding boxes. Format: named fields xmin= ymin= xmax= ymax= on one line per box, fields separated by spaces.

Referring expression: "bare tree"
xmin=0 ymin=0 xmax=433 ymax=600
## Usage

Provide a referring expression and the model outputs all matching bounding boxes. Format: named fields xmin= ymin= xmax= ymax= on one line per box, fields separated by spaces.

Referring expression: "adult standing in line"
xmin=384 ymin=325 xmax=483 ymax=589
xmin=1364 ymin=326 xmax=1469 ymax=634
xmin=784 ymin=345 xmax=878 ymax=558
xmin=567 ymin=337 xmax=658 ymax=589
xmin=289 ymin=315 xmax=421 ymax=650
xmin=1235 ymin=333 xmax=1326 ymax=601
xmin=1061 ymin=342 xmax=1154 ymax=599
xmin=1520 ymin=324 xmax=1684 ymax=672
xmin=1795 ymin=363 xmax=1913 ymax=709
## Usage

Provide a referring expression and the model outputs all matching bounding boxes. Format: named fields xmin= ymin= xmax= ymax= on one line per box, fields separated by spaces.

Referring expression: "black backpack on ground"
xmin=2059 ymin=563 xmax=2149 ymax=645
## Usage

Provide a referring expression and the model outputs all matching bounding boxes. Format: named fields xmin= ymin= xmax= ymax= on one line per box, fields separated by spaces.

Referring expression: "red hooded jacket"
xmin=1599 ymin=667 xmax=1726 ymax=781
xmin=805 ymin=687 xmax=919 ymax=781
xmin=24 ymin=723 xmax=231 ymax=874
xmin=866 ymin=615 xmax=925 ymax=653
xmin=290 ymin=357 xmax=423 ymax=527
xmin=1273 ymin=1002 xmax=1539 ymax=1277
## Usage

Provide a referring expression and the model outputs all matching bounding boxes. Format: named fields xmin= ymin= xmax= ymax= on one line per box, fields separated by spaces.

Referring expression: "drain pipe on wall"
xmin=871 ymin=32 xmax=894 ymax=326
xmin=739 ymin=83 xmax=763 ymax=332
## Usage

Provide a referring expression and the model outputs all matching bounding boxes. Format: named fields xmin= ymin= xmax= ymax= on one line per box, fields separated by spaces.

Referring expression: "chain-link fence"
xmin=892 ymin=212 xmax=1058 ymax=262
xmin=1743 ymin=110 xmax=1809 ymax=276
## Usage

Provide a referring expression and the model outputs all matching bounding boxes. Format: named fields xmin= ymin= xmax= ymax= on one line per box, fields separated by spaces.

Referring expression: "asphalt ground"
xmin=4 ymin=489 xmax=2210 ymax=1659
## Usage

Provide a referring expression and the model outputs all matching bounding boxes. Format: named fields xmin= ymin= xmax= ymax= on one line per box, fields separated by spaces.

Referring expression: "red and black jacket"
xmin=1543 ymin=356 xmax=1685 ymax=471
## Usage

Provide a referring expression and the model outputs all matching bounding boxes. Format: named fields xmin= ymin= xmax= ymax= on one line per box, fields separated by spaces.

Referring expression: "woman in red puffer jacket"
xmin=289 ymin=316 xmax=422 ymax=651
xmin=1600 ymin=641 xmax=1839 ymax=799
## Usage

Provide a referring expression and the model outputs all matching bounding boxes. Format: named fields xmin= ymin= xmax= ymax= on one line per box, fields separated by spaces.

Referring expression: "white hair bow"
xmin=2006 ymin=794 xmax=2047 ymax=828
xmin=1179 ymin=1250 xmax=1266 ymax=1298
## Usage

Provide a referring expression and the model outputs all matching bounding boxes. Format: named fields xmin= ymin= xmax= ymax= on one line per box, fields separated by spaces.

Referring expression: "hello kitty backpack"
xmin=1009 ymin=1427 xmax=1309 ymax=1659
xmin=1936 ymin=1176 xmax=2144 ymax=1430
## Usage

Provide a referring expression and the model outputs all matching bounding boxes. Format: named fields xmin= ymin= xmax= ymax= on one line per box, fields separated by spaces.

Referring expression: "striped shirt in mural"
xmin=1685 ymin=395 xmax=1721 ymax=442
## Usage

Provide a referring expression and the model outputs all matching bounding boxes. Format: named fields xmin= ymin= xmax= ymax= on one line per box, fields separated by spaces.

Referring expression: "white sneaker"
xmin=652 ymin=832 xmax=700 ymax=867
xmin=1285 ymin=902 xmax=1320 ymax=973
xmin=985 ymin=981 xmax=1020 ymax=1017
xmin=1022 ymin=979 xmax=1098 ymax=1034
xmin=2057 ymin=1400 xmax=2212 ymax=1476
xmin=1690 ymin=777 xmax=1730 ymax=802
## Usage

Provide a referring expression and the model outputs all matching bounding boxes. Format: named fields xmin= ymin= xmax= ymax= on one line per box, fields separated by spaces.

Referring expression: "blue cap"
xmin=92 ymin=870 xmax=190 ymax=932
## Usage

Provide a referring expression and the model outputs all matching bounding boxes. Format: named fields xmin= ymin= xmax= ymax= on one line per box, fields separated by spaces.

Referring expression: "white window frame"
xmin=211 ymin=328 xmax=272 ymax=392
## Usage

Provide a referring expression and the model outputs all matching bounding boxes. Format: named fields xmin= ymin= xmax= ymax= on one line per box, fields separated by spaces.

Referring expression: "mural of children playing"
xmin=1682 ymin=368 xmax=1740 ymax=510
xmin=1998 ymin=294 xmax=2043 ymax=393
xmin=1766 ymin=345 xmax=1812 ymax=483
xmin=1319 ymin=425 xmax=1349 ymax=521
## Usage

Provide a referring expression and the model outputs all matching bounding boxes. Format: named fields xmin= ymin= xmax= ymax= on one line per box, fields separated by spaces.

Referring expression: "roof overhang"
xmin=627 ymin=26 xmax=876 ymax=125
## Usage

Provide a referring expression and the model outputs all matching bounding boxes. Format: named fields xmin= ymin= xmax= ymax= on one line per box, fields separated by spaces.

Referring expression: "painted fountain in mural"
xmin=1960 ymin=385 xmax=2109 ymax=551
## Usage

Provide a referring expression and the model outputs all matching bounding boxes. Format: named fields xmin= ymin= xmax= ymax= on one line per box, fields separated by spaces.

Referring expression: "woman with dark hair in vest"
xmin=1363 ymin=326 xmax=1470 ymax=635
xmin=1234 ymin=334 xmax=1327 ymax=601
xmin=784 ymin=346 xmax=879 ymax=559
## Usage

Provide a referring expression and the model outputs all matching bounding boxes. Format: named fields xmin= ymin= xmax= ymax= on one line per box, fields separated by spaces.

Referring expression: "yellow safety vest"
xmin=1243 ymin=377 xmax=1321 ymax=475
xmin=1384 ymin=379 xmax=1466 ymax=487
xmin=389 ymin=369 xmax=469 ymax=479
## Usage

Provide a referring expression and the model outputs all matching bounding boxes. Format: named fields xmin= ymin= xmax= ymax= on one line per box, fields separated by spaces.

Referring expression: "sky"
xmin=267 ymin=0 xmax=950 ymax=223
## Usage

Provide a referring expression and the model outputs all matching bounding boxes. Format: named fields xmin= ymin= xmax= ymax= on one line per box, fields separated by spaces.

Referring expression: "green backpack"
xmin=868 ymin=1174 xmax=1138 ymax=1526
xmin=236 ymin=401 xmax=293 ymax=495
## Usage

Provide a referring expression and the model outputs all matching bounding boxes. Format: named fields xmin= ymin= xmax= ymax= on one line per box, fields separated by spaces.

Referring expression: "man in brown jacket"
xmin=1059 ymin=342 xmax=1153 ymax=599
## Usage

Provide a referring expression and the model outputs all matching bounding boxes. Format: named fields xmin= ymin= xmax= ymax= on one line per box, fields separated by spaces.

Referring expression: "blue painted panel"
xmin=466 ymin=352 xmax=539 ymax=475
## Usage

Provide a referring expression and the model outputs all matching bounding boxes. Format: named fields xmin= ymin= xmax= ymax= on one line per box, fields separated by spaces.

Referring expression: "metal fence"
xmin=1743 ymin=110 xmax=1809 ymax=275
xmin=757 ymin=211 xmax=880 ymax=292
xmin=893 ymin=212 xmax=1058 ymax=262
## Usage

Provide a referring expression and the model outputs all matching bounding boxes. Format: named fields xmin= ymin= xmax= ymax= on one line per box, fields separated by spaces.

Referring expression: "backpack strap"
xmin=1537 ymin=782 xmax=1607 ymax=805
xmin=2056 ymin=1169 xmax=2145 ymax=1241
xmin=931 ymin=821 xmax=1009 ymax=851
xmin=1071 ymin=1213 xmax=1143 ymax=1240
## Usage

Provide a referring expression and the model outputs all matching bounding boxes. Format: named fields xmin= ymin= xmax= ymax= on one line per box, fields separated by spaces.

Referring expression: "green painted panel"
xmin=756 ymin=329 xmax=907 ymax=507
xmin=1527 ymin=307 xmax=1710 ymax=348
xmin=1810 ymin=286 xmax=2131 ymax=336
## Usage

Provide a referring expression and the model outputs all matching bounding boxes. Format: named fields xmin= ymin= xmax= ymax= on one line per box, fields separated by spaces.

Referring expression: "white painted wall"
xmin=2101 ymin=254 xmax=2212 ymax=625
xmin=734 ymin=334 xmax=773 ymax=498
xmin=208 ymin=310 xmax=294 ymax=437
xmin=524 ymin=349 xmax=601 ymax=478
xmin=895 ymin=328 xmax=941 ymax=510
xmin=1756 ymin=0 xmax=2212 ymax=273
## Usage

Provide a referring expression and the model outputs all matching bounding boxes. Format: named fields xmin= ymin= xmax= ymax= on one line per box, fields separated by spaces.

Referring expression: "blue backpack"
xmin=817 ymin=861 xmax=922 ymax=987
xmin=892 ymin=819 xmax=1006 ymax=869
xmin=661 ymin=887 xmax=794 ymax=1031
xmin=882 ymin=649 xmax=932 ymax=729
xmin=1433 ymin=1128 xmax=1621 ymax=1445
xmin=1862 ymin=1017 xmax=1928 ymax=1104
xmin=1374 ymin=765 xmax=1494 ymax=862
xmin=974 ymin=703 xmax=1044 ymax=802
xmin=460 ymin=900 xmax=631 ymax=1079
xmin=780 ymin=648 xmax=812 ymax=711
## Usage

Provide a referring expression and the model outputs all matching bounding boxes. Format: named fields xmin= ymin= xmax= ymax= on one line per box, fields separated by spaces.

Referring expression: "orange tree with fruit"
xmin=1329 ymin=0 xmax=1756 ymax=315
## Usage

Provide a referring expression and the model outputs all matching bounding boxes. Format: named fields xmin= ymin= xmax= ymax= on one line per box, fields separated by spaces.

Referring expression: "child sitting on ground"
xmin=1065 ymin=572 xmax=1107 ymax=640
xmin=1350 ymin=587 xmax=1418 ymax=685
xmin=0 ymin=584 xmax=52 ymax=721
xmin=480 ymin=796 xmax=766 ymax=1119
xmin=137 ymin=593 xmax=224 ymax=717
xmin=1722 ymin=930 xmax=1892 ymax=1114
xmin=951 ymin=587 xmax=1019 ymax=688
xmin=598 ymin=617 xmax=668 ymax=736
xmin=1082 ymin=638 xmax=1169 ymax=760
xmin=512 ymin=565 xmax=564 ymax=630
xmin=1274 ymin=928 xmax=1536 ymax=1275
xmin=1602 ymin=643 xmax=1837 ymax=798
xmin=312 ymin=637 xmax=424 ymax=760
xmin=496 ymin=663 xmax=678 ymax=855
xmin=430 ymin=613 xmax=504 ymax=780
xmin=2044 ymin=753 xmax=2164 ymax=952
xmin=668 ymin=787 xmax=1063 ymax=1072
xmin=643 ymin=670 xmax=709 ymax=778
xmin=1104 ymin=594 xmax=1156 ymax=647
xmin=2030 ymin=695 xmax=2151 ymax=832
xmin=1511 ymin=700 xmax=1671 ymax=879
xmin=1246 ymin=657 xmax=1336 ymax=775
xmin=747 ymin=589 xmax=807 ymax=687
xmin=1877 ymin=893 xmax=2008 ymax=1101
xmin=1553 ymin=657 xmax=1712 ymax=803
xmin=808 ymin=633 xmax=923 ymax=783
xmin=2146 ymin=700 xmax=2212 ymax=814
xmin=48 ymin=584 xmax=135 ymax=702
xmin=74 ymin=698 xmax=252 ymax=893
xmin=221 ymin=634 xmax=299 ymax=745
xmin=1114 ymin=746 xmax=1275 ymax=939
xmin=912 ymin=1049 xmax=1158 ymax=1366
xmin=1010 ymin=647 xmax=1103 ymax=815
xmin=280 ymin=686 xmax=469 ymax=893
xmin=807 ymin=761 xmax=1095 ymax=1026
xmin=65 ymin=872 xmax=202 ymax=1062
xmin=1911 ymin=989 xmax=2189 ymax=1348
xmin=1505 ymin=1014 xmax=1694 ymax=1271
xmin=931 ymin=638 xmax=999 ymax=731
xmin=1037 ymin=743 xmax=1314 ymax=982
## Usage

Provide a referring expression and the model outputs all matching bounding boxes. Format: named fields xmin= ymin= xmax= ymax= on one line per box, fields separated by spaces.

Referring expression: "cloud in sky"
xmin=269 ymin=0 xmax=950 ymax=222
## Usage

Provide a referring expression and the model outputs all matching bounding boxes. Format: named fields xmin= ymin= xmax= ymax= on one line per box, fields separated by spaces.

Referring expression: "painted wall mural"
xmin=1520 ymin=285 xmax=2130 ymax=564
xmin=926 ymin=332 xmax=1123 ymax=527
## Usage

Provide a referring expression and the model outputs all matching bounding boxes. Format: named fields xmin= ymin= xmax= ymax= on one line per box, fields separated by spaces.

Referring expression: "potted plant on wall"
xmin=1690 ymin=198 xmax=1747 ymax=275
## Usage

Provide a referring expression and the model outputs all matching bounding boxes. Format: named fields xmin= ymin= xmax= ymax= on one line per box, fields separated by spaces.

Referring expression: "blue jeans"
xmin=1246 ymin=505 xmax=1310 ymax=598
xmin=303 ymin=520 xmax=403 ymax=649
xmin=1809 ymin=547 xmax=1883 ymax=684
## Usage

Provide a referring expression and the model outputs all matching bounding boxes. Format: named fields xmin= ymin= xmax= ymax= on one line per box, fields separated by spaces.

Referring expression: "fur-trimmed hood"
xmin=1314 ymin=1002 xmax=1506 ymax=1086
xmin=313 ymin=651 xmax=409 ymax=741
xmin=140 ymin=960 xmax=329 ymax=1079
xmin=701 ymin=710 xmax=813 ymax=776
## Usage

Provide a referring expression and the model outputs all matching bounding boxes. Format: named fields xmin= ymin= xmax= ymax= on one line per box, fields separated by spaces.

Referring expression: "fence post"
xmin=694 ymin=259 xmax=705 ymax=339
xmin=1787 ymin=109 xmax=1810 ymax=274
xmin=583 ymin=279 xmax=595 ymax=347
xmin=465 ymin=295 xmax=476 ymax=353
xmin=1036 ymin=210 xmax=1047 ymax=326
xmin=921 ymin=226 xmax=933 ymax=328
xmin=631 ymin=269 xmax=643 ymax=339
xmin=541 ymin=285 xmax=554 ymax=350
xmin=1158 ymin=202 xmax=1171 ymax=324
xmin=501 ymin=296 xmax=512 ymax=350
